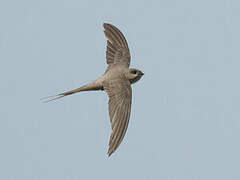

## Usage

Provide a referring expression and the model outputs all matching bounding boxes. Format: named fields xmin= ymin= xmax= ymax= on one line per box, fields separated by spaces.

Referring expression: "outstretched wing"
xmin=103 ymin=23 xmax=131 ymax=67
xmin=103 ymin=77 xmax=132 ymax=156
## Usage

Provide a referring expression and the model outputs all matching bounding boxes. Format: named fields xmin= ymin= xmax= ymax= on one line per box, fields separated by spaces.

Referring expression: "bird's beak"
xmin=140 ymin=72 xmax=144 ymax=75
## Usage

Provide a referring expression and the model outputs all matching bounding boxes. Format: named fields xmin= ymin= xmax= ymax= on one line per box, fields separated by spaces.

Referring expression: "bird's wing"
xmin=103 ymin=77 xmax=132 ymax=156
xmin=103 ymin=23 xmax=131 ymax=67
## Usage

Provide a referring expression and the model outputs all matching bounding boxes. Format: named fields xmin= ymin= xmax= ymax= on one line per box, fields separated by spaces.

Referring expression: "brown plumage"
xmin=42 ymin=23 xmax=144 ymax=156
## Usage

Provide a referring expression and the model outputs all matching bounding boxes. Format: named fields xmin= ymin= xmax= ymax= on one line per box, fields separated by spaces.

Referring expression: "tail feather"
xmin=41 ymin=79 xmax=103 ymax=103
xmin=41 ymin=86 xmax=86 ymax=103
xmin=40 ymin=94 xmax=65 ymax=103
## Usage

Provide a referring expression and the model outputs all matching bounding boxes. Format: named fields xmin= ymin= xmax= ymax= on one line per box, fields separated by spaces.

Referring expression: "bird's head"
xmin=127 ymin=68 xmax=144 ymax=84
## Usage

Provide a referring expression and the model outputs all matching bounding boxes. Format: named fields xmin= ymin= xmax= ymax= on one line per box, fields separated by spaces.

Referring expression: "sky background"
xmin=0 ymin=0 xmax=240 ymax=179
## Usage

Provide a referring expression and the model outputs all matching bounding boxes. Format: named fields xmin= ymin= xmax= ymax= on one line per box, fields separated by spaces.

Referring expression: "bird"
xmin=42 ymin=23 xmax=144 ymax=156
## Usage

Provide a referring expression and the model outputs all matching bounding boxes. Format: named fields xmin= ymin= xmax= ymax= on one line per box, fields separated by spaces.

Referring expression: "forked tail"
xmin=41 ymin=79 xmax=103 ymax=103
xmin=40 ymin=94 xmax=66 ymax=103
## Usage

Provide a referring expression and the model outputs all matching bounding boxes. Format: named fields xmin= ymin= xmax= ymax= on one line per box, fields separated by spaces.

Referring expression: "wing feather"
xmin=103 ymin=23 xmax=131 ymax=67
xmin=103 ymin=78 xmax=132 ymax=156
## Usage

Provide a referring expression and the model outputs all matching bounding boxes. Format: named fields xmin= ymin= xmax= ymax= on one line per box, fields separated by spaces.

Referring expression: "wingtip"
xmin=107 ymin=153 xmax=112 ymax=157
xmin=107 ymin=148 xmax=114 ymax=157
xmin=103 ymin=23 xmax=115 ymax=29
xmin=103 ymin=22 xmax=109 ymax=28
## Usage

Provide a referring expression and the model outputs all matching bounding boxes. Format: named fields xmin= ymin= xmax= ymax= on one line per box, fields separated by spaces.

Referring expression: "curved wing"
xmin=103 ymin=23 xmax=131 ymax=67
xmin=103 ymin=77 xmax=132 ymax=156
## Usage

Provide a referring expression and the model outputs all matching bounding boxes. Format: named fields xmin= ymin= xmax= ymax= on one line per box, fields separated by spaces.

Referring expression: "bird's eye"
xmin=132 ymin=70 xmax=137 ymax=74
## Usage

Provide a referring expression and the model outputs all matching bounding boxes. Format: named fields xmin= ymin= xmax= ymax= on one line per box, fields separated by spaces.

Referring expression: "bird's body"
xmin=43 ymin=23 xmax=144 ymax=156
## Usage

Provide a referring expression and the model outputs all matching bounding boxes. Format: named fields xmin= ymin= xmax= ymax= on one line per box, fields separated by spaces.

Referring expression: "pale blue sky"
xmin=1 ymin=0 xmax=240 ymax=179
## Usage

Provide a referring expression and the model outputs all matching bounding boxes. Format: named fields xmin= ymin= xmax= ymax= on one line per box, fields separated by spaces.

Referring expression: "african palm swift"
xmin=43 ymin=23 xmax=144 ymax=156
